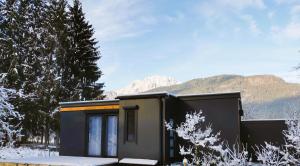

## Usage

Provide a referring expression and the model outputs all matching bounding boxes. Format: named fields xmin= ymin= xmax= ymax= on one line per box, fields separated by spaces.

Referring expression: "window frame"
xmin=124 ymin=109 xmax=138 ymax=143
xmin=86 ymin=112 xmax=118 ymax=158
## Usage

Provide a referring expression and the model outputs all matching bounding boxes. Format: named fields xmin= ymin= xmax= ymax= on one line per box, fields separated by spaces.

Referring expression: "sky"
xmin=80 ymin=0 xmax=300 ymax=91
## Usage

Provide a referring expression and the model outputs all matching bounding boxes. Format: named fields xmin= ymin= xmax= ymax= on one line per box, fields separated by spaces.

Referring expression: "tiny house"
xmin=59 ymin=92 xmax=243 ymax=165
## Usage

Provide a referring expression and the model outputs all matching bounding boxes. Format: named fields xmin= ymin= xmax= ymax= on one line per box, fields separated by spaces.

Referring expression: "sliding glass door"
xmin=106 ymin=116 xmax=118 ymax=156
xmin=87 ymin=114 xmax=118 ymax=157
xmin=88 ymin=116 xmax=102 ymax=156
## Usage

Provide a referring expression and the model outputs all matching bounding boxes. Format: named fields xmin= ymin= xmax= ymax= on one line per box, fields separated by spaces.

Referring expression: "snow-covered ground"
xmin=0 ymin=147 xmax=58 ymax=159
xmin=0 ymin=156 xmax=118 ymax=166
xmin=0 ymin=147 xmax=118 ymax=166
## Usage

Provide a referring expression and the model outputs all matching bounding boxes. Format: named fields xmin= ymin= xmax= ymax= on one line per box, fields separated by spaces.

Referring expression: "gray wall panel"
xmin=118 ymin=98 xmax=161 ymax=161
xmin=60 ymin=111 xmax=86 ymax=156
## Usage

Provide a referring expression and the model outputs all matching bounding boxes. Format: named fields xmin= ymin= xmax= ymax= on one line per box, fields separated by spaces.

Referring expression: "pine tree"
xmin=44 ymin=0 xmax=71 ymax=144
xmin=0 ymin=0 xmax=54 ymax=144
xmin=47 ymin=0 xmax=70 ymax=101
xmin=0 ymin=0 xmax=38 ymax=143
xmin=0 ymin=0 xmax=105 ymax=145
xmin=68 ymin=0 xmax=104 ymax=101
xmin=0 ymin=0 xmax=24 ymax=89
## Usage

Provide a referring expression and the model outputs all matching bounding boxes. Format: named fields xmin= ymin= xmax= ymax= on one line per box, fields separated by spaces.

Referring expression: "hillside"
xmin=148 ymin=75 xmax=300 ymax=119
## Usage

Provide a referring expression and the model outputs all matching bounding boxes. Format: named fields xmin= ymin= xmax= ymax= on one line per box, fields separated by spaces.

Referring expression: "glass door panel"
xmin=106 ymin=116 xmax=118 ymax=156
xmin=88 ymin=116 xmax=102 ymax=156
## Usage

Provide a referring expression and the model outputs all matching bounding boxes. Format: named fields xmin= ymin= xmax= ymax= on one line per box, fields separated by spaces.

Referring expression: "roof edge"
xmin=59 ymin=99 xmax=119 ymax=107
xmin=116 ymin=91 xmax=174 ymax=100
xmin=177 ymin=91 xmax=241 ymax=98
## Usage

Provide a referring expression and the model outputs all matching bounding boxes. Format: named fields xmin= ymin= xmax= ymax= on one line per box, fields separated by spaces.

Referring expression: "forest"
xmin=0 ymin=0 xmax=104 ymax=146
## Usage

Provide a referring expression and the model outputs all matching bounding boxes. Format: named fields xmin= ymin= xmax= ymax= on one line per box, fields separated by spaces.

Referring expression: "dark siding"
xmin=60 ymin=111 xmax=86 ymax=156
xmin=165 ymin=95 xmax=241 ymax=163
xmin=164 ymin=97 xmax=180 ymax=163
xmin=118 ymin=98 xmax=161 ymax=161
xmin=241 ymin=120 xmax=287 ymax=160
xmin=178 ymin=97 xmax=241 ymax=146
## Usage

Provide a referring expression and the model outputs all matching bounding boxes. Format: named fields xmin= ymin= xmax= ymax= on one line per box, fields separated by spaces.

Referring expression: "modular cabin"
xmin=59 ymin=92 xmax=243 ymax=165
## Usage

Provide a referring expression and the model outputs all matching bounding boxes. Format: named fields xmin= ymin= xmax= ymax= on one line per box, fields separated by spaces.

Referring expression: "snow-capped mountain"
xmin=105 ymin=76 xmax=178 ymax=99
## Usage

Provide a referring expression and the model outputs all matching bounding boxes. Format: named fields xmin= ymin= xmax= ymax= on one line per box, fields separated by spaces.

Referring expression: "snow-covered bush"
xmin=256 ymin=120 xmax=300 ymax=165
xmin=283 ymin=120 xmax=300 ymax=163
xmin=165 ymin=111 xmax=223 ymax=165
xmin=221 ymin=144 xmax=249 ymax=166
xmin=0 ymin=74 xmax=24 ymax=146
xmin=256 ymin=142 xmax=290 ymax=166
xmin=165 ymin=111 xmax=249 ymax=165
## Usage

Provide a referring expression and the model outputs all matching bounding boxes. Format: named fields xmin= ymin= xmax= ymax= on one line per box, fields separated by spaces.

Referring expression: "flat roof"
xmin=242 ymin=119 xmax=289 ymax=122
xmin=59 ymin=99 xmax=119 ymax=107
xmin=177 ymin=92 xmax=241 ymax=100
xmin=116 ymin=91 xmax=176 ymax=100
xmin=59 ymin=91 xmax=241 ymax=106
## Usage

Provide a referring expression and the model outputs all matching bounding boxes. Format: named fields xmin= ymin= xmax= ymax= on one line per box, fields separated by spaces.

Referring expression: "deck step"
xmin=119 ymin=158 xmax=157 ymax=165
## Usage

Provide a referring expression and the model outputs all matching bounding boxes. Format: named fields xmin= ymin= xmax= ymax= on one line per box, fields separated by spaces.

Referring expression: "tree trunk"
xmin=45 ymin=116 xmax=50 ymax=146
xmin=41 ymin=128 xmax=44 ymax=144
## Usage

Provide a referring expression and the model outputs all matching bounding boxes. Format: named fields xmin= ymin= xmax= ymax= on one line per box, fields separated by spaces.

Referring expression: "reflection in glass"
xmin=106 ymin=116 xmax=118 ymax=156
xmin=88 ymin=116 xmax=102 ymax=156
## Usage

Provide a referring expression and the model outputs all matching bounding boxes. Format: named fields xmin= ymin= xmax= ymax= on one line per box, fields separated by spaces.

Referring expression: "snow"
xmin=0 ymin=156 xmax=118 ymax=166
xmin=165 ymin=110 xmax=249 ymax=165
xmin=256 ymin=120 xmax=300 ymax=165
xmin=104 ymin=75 xmax=178 ymax=99
xmin=0 ymin=86 xmax=24 ymax=146
xmin=0 ymin=147 xmax=117 ymax=166
xmin=119 ymin=158 xmax=158 ymax=165
xmin=0 ymin=147 xmax=58 ymax=159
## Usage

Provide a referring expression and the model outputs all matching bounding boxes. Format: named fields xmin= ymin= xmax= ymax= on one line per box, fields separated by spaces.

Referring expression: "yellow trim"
xmin=60 ymin=105 xmax=119 ymax=112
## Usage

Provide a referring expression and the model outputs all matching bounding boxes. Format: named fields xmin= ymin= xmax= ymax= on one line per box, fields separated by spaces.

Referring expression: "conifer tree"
xmin=0 ymin=0 xmax=105 ymax=144
xmin=0 ymin=0 xmax=41 ymax=142
xmin=68 ymin=0 xmax=104 ymax=101
xmin=47 ymin=0 xmax=70 ymax=101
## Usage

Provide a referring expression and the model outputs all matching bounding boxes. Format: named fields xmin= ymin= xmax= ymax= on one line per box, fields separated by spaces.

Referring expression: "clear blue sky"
xmin=81 ymin=0 xmax=300 ymax=91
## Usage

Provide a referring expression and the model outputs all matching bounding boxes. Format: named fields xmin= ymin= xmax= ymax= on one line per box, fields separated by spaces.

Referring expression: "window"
xmin=88 ymin=116 xmax=102 ymax=156
xmin=106 ymin=116 xmax=118 ymax=156
xmin=126 ymin=110 xmax=136 ymax=142
xmin=87 ymin=114 xmax=118 ymax=157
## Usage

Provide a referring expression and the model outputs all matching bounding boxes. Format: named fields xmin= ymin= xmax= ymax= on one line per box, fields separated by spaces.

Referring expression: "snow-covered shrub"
xmin=256 ymin=142 xmax=290 ymax=166
xmin=221 ymin=144 xmax=249 ymax=166
xmin=165 ymin=111 xmax=250 ymax=165
xmin=165 ymin=111 xmax=223 ymax=165
xmin=0 ymin=73 xmax=24 ymax=146
xmin=256 ymin=120 xmax=300 ymax=165
xmin=281 ymin=120 xmax=300 ymax=165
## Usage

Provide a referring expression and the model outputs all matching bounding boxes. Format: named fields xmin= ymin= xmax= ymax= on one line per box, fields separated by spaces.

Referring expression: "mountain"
xmin=104 ymin=75 xmax=178 ymax=99
xmin=148 ymin=75 xmax=300 ymax=119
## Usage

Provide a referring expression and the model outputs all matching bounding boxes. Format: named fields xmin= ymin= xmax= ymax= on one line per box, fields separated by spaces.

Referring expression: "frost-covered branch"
xmin=0 ymin=86 xmax=24 ymax=147
xmin=256 ymin=120 xmax=300 ymax=165
xmin=282 ymin=120 xmax=300 ymax=164
xmin=221 ymin=144 xmax=249 ymax=166
xmin=256 ymin=142 xmax=290 ymax=166
xmin=165 ymin=111 xmax=250 ymax=165
xmin=283 ymin=120 xmax=300 ymax=153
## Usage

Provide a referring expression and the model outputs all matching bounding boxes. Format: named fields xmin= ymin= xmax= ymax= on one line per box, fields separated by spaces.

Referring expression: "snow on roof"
xmin=0 ymin=156 xmax=118 ymax=166
xmin=119 ymin=158 xmax=158 ymax=165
